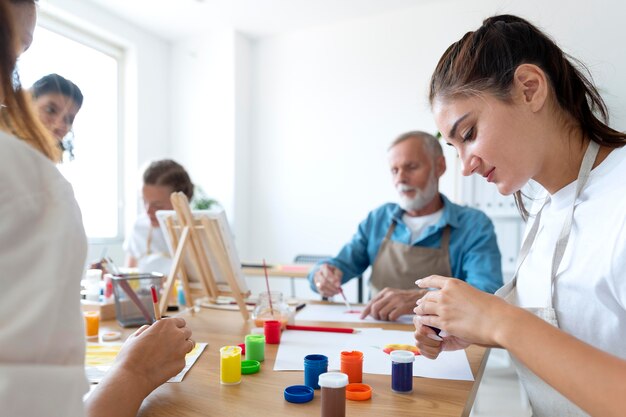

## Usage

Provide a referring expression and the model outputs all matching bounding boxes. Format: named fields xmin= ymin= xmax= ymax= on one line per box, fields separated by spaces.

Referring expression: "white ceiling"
xmin=86 ymin=0 xmax=428 ymax=40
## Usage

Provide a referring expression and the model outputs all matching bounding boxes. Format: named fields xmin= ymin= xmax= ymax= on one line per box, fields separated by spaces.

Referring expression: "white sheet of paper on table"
xmin=273 ymin=328 xmax=474 ymax=381
xmin=295 ymin=303 xmax=414 ymax=325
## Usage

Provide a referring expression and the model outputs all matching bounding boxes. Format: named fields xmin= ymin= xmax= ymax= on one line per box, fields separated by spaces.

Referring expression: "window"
xmin=18 ymin=18 xmax=124 ymax=241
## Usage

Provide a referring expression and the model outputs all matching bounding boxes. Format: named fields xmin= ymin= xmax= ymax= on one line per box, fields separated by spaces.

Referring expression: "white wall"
xmin=244 ymin=0 xmax=626 ymax=298
xmin=42 ymin=0 xmax=172 ymax=264
xmin=169 ymin=29 xmax=239 ymax=226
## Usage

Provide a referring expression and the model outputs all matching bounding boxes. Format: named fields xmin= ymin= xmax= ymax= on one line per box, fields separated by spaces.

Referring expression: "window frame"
xmin=35 ymin=11 xmax=127 ymax=244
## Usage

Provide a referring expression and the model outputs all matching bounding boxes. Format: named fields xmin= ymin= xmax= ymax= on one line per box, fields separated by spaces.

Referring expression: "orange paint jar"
xmin=340 ymin=350 xmax=363 ymax=383
xmin=84 ymin=311 xmax=100 ymax=338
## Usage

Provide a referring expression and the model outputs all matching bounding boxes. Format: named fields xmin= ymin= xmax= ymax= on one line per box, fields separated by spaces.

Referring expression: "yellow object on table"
xmin=220 ymin=345 xmax=242 ymax=385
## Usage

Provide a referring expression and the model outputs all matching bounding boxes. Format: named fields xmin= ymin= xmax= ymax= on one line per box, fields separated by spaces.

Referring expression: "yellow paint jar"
xmin=220 ymin=345 xmax=242 ymax=385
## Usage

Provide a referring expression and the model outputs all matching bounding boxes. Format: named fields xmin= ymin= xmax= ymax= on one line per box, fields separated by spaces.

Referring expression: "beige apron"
xmin=137 ymin=227 xmax=171 ymax=274
xmin=369 ymin=222 xmax=452 ymax=295
xmin=495 ymin=141 xmax=599 ymax=417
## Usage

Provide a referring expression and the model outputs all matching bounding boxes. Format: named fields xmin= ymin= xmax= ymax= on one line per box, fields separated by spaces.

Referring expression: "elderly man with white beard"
xmin=309 ymin=131 xmax=502 ymax=321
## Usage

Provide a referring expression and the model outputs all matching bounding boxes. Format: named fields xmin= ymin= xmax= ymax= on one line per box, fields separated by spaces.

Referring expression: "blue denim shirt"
xmin=308 ymin=194 xmax=503 ymax=295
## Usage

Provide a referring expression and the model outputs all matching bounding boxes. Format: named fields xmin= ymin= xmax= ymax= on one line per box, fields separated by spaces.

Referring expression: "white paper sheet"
xmin=295 ymin=303 xmax=414 ymax=325
xmin=274 ymin=328 xmax=473 ymax=381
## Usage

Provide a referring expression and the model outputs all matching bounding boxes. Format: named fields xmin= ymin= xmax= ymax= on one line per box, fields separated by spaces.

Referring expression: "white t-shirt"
xmin=123 ymin=213 xmax=172 ymax=275
xmin=0 ymin=131 xmax=89 ymax=417
xmin=517 ymin=145 xmax=626 ymax=361
xmin=402 ymin=209 xmax=444 ymax=243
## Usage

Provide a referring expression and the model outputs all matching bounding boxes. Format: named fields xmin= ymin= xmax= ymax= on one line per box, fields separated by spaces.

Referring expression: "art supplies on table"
xmin=111 ymin=273 xmax=164 ymax=326
xmin=274 ymin=327 xmax=473 ymax=381
xmin=156 ymin=195 xmax=251 ymax=320
xmin=85 ymin=342 xmax=207 ymax=383
xmin=220 ymin=345 xmax=242 ymax=385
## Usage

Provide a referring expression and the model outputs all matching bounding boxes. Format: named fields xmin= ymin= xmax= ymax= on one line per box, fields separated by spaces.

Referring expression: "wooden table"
xmin=101 ymin=307 xmax=488 ymax=417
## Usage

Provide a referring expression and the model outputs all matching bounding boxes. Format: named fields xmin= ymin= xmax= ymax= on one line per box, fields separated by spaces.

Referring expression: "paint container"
xmin=101 ymin=331 xmax=121 ymax=342
xmin=264 ymin=320 xmax=282 ymax=344
xmin=284 ymin=385 xmax=314 ymax=403
xmin=390 ymin=350 xmax=415 ymax=393
xmin=304 ymin=354 xmax=328 ymax=390
xmin=241 ymin=360 xmax=261 ymax=375
xmin=245 ymin=334 xmax=265 ymax=362
xmin=177 ymin=282 xmax=186 ymax=306
xmin=84 ymin=269 xmax=102 ymax=302
xmin=220 ymin=345 xmax=242 ymax=385
xmin=346 ymin=383 xmax=372 ymax=401
xmin=319 ymin=372 xmax=349 ymax=417
xmin=83 ymin=311 xmax=100 ymax=338
xmin=340 ymin=350 xmax=363 ymax=383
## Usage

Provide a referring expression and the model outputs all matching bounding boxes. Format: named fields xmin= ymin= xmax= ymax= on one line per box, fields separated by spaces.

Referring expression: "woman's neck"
xmin=535 ymin=135 xmax=611 ymax=194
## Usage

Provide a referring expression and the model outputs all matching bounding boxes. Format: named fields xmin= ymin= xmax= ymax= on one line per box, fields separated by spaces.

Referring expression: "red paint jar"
xmin=264 ymin=319 xmax=282 ymax=344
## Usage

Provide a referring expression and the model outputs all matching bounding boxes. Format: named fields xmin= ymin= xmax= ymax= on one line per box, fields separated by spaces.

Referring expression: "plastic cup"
xmin=390 ymin=350 xmax=415 ymax=393
xmin=304 ymin=354 xmax=328 ymax=389
xmin=264 ymin=320 xmax=282 ymax=344
xmin=220 ymin=345 xmax=242 ymax=385
xmin=245 ymin=334 xmax=265 ymax=362
xmin=340 ymin=350 xmax=363 ymax=383
xmin=83 ymin=311 xmax=100 ymax=338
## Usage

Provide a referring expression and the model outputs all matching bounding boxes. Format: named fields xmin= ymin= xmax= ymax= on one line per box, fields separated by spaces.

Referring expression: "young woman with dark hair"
xmin=414 ymin=14 xmax=626 ymax=417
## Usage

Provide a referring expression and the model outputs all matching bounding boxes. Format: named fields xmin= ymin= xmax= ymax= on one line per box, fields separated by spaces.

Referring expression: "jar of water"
xmin=252 ymin=291 xmax=290 ymax=328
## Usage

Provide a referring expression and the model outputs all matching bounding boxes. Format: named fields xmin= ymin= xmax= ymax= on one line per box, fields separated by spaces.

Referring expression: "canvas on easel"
xmin=156 ymin=192 xmax=250 ymax=321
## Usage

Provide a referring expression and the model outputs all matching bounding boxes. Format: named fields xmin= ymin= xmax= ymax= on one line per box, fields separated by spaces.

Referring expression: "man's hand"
xmin=313 ymin=264 xmax=343 ymax=297
xmin=360 ymin=287 xmax=426 ymax=321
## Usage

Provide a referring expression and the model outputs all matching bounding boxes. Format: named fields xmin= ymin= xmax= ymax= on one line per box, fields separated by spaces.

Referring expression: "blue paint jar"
xmin=390 ymin=350 xmax=415 ymax=393
xmin=177 ymin=282 xmax=186 ymax=306
xmin=304 ymin=354 xmax=328 ymax=390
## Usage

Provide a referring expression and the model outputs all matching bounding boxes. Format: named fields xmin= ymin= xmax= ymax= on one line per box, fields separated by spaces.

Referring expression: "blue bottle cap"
xmin=284 ymin=385 xmax=314 ymax=403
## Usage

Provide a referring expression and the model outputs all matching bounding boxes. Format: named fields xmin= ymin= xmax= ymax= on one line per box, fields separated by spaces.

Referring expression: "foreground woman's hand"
xmin=85 ymin=317 xmax=193 ymax=417
xmin=413 ymin=275 xmax=512 ymax=357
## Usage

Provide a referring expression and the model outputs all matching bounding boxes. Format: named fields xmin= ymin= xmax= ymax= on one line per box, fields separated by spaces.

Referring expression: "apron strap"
xmin=508 ymin=141 xmax=600 ymax=301
xmin=385 ymin=220 xmax=397 ymax=240
xmin=549 ymin=140 xmax=599 ymax=292
xmin=509 ymin=198 xmax=547 ymax=287
xmin=146 ymin=227 xmax=154 ymax=255
xmin=439 ymin=225 xmax=451 ymax=249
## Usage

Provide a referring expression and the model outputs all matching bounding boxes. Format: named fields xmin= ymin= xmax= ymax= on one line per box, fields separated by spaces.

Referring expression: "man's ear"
xmin=435 ymin=155 xmax=446 ymax=178
xmin=513 ymin=63 xmax=549 ymax=113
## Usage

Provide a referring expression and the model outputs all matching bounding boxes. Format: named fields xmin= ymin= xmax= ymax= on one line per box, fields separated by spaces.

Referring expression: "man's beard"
xmin=397 ymin=171 xmax=438 ymax=212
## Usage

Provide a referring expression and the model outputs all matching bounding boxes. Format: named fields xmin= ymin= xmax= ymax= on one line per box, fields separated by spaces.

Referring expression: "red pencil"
xmin=286 ymin=324 xmax=355 ymax=334
xmin=150 ymin=285 xmax=161 ymax=322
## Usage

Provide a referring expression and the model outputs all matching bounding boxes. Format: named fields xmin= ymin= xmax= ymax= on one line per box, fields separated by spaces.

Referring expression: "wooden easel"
xmin=159 ymin=192 xmax=250 ymax=321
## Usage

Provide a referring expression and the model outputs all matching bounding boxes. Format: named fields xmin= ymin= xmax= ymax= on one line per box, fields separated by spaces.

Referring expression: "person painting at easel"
xmin=124 ymin=159 xmax=194 ymax=275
